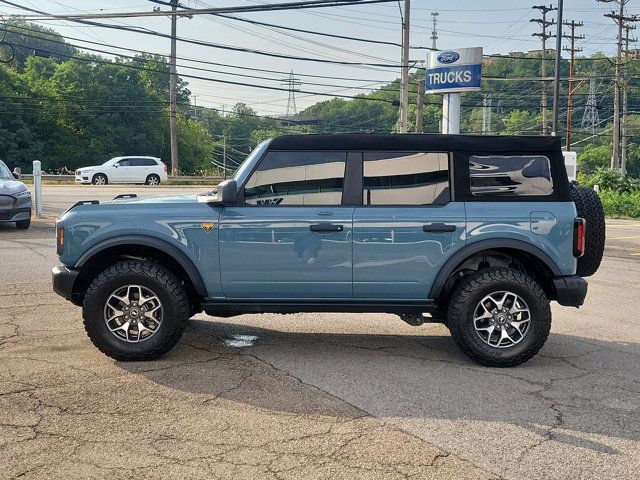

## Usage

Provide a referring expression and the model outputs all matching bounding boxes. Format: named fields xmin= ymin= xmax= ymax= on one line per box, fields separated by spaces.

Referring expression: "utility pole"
xmin=169 ymin=0 xmax=179 ymax=176
xmin=562 ymin=20 xmax=584 ymax=150
xmin=415 ymin=80 xmax=424 ymax=133
xmin=399 ymin=0 xmax=410 ymax=133
xmin=430 ymin=11 xmax=438 ymax=51
xmin=621 ymin=24 xmax=637 ymax=174
xmin=482 ymin=94 xmax=492 ymax=134
xmin=552 ymin=0 xmax=564 ymax=136
xmin=223 ymin=135 xmax=227 ymax=180
xmin=598 ymin=0 xmax=638 ymax=171
xmin=531 ymin=5 xmax=556 ymax=135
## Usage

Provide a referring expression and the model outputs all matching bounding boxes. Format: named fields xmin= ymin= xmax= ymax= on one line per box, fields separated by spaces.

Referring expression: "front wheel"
xmin=447 ymin=267 xmax=551 ymax=367
xmin=145 ymin=174 xmax=160 ymax=186
xmin=82 ymin=261 xmax=189 ymax=361
xmin=92 ymin=173 xmax=108 ymax=186
xmin=15 ymin=218 xmax=31 ymax=229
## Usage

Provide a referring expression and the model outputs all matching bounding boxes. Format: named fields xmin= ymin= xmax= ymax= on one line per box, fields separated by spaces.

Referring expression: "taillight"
xmin=574 ymin=218 xmax=586 ymax=257
xmin=163 ymin=163 xmax=167 ymax=173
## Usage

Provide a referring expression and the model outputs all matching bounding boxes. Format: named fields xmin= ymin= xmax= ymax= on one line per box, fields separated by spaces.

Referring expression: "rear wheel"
xmin=447 ymin=267 xmax=551 ymax=367
xmin=146 ymin=174 xmax=160 ymax=186
xmin=571 ymin=184 xmax=605 ymax=277
xmin=92 ymin=173 xmax=108 ymax=186
xmin=15 ymin=218 xmax=31 ymax=229
xmin=82 ymin=260 xmax=189 ymax=361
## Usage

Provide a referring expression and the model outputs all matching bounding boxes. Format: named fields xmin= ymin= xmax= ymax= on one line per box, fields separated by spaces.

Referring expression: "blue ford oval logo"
xmin=438 ymin=51 xmax=459 ymax=64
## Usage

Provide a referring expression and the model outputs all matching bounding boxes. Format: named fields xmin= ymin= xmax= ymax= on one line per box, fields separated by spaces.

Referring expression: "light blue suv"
xmin=52 ymin=135 xmax=605 ymax=366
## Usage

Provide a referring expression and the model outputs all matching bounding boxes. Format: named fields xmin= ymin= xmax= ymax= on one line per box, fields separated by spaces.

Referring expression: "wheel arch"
xmin=72 ymin=235 xmax=207 ymax=306
xmin=429 ymin=239 xmax=561 ymax=302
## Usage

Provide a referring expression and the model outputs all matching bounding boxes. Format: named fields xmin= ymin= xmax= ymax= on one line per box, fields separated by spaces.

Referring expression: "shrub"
xmin=598 ymin=190 xmax=640 ymax=219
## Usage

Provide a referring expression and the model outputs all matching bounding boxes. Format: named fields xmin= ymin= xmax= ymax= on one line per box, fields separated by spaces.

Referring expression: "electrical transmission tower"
xmin=581 ymin=78 xmax=600 ymax=134
xmin=562 ymin=20 xmax=584 ymax=150
xmin=531 ymin=5 xmax=557 ymax=135
xmin=431 ymin=11 xmax=439 ymax=51
xmin=282 ymin=70 xmax=301 ymax=117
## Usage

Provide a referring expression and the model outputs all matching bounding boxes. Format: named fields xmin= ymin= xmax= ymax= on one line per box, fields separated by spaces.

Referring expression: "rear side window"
xmin=362 ymin=151 xmax=449 ymax=206
xmin=469 ymin=155 xmax=554 ymax=197
xmin=244 ymin=151 xmax=346 ymax=206
xmin=129 ymin=158 xmax=157 ymax=167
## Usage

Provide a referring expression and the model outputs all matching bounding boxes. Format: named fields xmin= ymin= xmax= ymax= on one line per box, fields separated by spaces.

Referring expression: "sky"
xmin=2 ymin=0 xmax=638 ymax=115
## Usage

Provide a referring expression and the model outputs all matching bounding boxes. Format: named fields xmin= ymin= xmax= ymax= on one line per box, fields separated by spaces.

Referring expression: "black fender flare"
xmin=428 ymin=239 xmax=561 ymax=299
xmin=75 ymin=235 xmax=208 ymax=297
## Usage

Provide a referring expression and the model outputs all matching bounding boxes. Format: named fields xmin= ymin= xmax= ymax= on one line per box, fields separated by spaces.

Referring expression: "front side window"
xmin=469 ymin=155 xmax=553 ymax=196
xmin=116 ymin=159 xmax=131 ymax=167
xmin=244 ymin=151 xmax=346 ymax=206
xmin=362 ymin=151 xmax=449 ymax=206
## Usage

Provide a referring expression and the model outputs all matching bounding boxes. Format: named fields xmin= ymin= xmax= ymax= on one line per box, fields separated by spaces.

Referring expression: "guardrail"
xmin=18 ymin=174 xmax=224 ymax=185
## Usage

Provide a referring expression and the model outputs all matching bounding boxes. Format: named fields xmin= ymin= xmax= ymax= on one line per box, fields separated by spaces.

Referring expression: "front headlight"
xmin=14 ymin=189 xmax=31 ymax=198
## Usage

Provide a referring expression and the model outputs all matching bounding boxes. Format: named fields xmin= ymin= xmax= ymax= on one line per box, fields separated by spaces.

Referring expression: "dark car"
xmin=0 ymin=160 xmax=31 ymax=229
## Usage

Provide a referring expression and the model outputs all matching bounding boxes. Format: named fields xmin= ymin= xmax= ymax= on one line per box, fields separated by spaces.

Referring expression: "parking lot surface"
xmin=1 ymin=218 xmax=639 ymax=480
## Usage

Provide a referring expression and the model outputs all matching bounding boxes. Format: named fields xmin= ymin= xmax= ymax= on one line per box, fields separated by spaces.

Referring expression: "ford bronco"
xmin=52 ymin=134 xmax=605 ymax=367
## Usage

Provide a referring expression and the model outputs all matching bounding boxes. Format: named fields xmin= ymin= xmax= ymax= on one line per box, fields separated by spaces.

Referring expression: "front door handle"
xmin=310 ymin=223 xmax=343 ymax=233
xmin=423 ymin=223 xmax=456 ymax=233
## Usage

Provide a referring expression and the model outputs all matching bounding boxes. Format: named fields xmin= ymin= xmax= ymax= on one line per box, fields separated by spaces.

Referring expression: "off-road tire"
xmin=92 ymin=173 xmax=108 ymax=186
xmin=571 ymin=184 xmax=605 ymax=277
xmin=145 ymin=174 xmax=161 ymax=186
xmin=15 ymin=218 xmax=31 ymax=229
xmin=447 ymin=267 xmax=551 ymax=367
xmin=82 ymin=260 xmax=189 ymax=361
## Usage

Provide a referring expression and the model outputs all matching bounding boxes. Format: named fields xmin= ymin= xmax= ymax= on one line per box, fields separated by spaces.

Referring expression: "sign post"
xmin=425 ymin=47 xmax=483 ymax=134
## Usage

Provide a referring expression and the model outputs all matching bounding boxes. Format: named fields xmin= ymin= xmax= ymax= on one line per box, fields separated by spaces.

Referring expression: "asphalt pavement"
xmin=1 ymin=200 xmax=640 ymax=479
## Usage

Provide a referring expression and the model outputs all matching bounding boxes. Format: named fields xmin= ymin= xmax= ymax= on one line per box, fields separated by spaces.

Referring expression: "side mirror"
xmin=216 ymin=179 xmax=238 ymax=204
xmin=12 ymin=167 xmax=20 ymax=180
xmin=12 ymin=172 xmax=19 ymax=180
xmin=198 ymin=179 xmax=238 ymax=205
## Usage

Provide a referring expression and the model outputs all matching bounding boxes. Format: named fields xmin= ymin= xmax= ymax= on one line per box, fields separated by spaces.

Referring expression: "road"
xmin=1 ymin=217 xmax=639 ymax=479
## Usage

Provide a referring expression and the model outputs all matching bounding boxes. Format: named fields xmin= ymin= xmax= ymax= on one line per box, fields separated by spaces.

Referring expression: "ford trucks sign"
xmin=426 ymin=47 xmax=483 ymax=94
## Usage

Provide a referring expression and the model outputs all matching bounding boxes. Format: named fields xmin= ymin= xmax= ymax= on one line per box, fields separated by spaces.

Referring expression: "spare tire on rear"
xmin=571 ymin=184 xmax=605 ymax=277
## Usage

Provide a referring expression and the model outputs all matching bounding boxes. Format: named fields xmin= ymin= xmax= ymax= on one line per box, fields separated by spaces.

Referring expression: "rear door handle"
xmin=310 ymin=223 xmax=343 ymax=233
xmin=423 ymin=223 xmax=456 ymax=233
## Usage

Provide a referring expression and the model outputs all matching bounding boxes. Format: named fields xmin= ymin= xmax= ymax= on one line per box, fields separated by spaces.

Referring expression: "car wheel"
xmin=146 ymin=174 xmax=160 ymax=186
xmin=447 ymin=267 xmax=551 ymax=367
xmin=82 ymin=260 xmax=189 ymax=361
xmin=15 ymin=218 xmax=31 ymax=229
xmin=571 ymin=184 xmax=605 ymax=277
xmin=92 ymin=174 xmax=108 ymax=186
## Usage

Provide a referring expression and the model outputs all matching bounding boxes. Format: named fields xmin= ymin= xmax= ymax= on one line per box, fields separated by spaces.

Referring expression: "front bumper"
xmin=553 ymin=275 xmax=588 ymax=307
xmin=52 ymin=266 xmax=79 ymax=302
xmin=0 ymin=207 xmax=31 ymax=222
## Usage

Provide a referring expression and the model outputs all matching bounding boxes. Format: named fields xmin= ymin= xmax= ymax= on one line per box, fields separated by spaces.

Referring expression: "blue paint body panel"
xmin=465 ymin=201 xmax=577 ymax=276
xmin=218 ymin=206 xmax=354 ymax=299
xmin=353 ymin=203 xmax=466 ymax=299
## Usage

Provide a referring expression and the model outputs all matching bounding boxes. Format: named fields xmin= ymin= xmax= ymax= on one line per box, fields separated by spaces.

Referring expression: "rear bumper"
xmin=553 ymin=275 xmax=588 ymax=307
xmin=52 ymin=265 xmax=79 ymax=302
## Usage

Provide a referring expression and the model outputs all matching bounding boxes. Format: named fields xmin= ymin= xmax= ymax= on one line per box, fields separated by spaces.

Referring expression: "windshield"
xmin=233 ymin=140 xmax=270 ymax=187
xmin=0 ymin=160 xmax=13 ymax=180
xmin=102 ymin=158 xmax=118 ymax=166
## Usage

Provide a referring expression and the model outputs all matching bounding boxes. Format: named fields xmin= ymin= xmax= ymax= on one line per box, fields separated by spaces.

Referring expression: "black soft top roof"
xmin=268 ymin=134 xmax=561 ymax=153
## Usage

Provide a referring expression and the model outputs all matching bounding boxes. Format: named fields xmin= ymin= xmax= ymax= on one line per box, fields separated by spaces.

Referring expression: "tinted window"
xmin=116 ymin=159 xmax=131 ymax=167
xmin=244 ymin=151 xmax=346 ymax=206
xmin=469 ymin=155 xmax=553 ymax=196
xmin=362 ymin=152 xmax=449 ymax=206
xmin=129 ymin=158 xmax=158 ymax=167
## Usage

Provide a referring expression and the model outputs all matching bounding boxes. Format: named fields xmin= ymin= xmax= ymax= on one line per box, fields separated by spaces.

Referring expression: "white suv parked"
xmin=75 ymin=156 xmax=168 ymax=185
